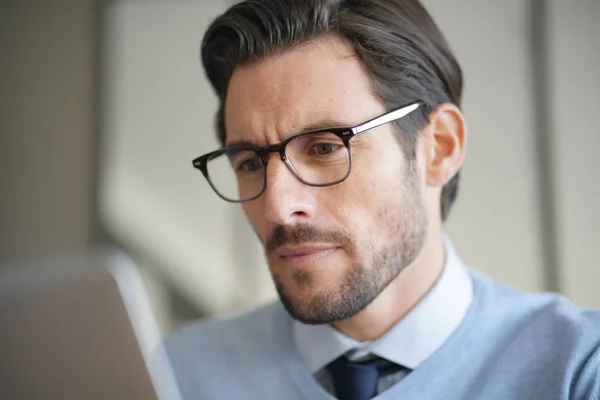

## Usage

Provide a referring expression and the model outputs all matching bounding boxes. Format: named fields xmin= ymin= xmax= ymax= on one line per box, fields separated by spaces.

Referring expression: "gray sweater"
xmin=165 ymin=270 xmax=600 ymax=399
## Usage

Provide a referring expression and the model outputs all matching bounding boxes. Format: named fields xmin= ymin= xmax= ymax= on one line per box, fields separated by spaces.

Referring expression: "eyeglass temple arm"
xmin=350 ymin=103 xmax=421 ymax=135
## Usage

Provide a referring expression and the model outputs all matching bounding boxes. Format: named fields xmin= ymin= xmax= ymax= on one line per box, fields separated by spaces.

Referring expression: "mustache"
xmin=266 ymin=223 xmax=354 ymax=253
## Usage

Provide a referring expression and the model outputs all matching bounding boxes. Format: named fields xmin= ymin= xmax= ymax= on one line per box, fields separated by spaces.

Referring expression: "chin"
xmin=274 ymin=279 xmax=375 ymax=325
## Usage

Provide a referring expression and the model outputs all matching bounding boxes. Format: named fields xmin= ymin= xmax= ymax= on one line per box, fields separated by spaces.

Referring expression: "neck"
xmin=331 ymin=228 xmax=446 ymax=342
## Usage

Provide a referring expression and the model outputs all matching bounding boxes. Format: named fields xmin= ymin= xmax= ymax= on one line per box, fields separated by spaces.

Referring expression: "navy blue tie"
xmin=326 ymin=356 xmax=402 ymax=400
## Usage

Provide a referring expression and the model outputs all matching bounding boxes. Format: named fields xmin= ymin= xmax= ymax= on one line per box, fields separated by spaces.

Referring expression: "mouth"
xmin=273 ymin=245 xmax=341 ymax=264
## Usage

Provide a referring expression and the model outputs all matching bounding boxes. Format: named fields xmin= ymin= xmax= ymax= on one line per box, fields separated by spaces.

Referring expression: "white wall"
xmin=548 ymin=0 xmax=600 ymax=307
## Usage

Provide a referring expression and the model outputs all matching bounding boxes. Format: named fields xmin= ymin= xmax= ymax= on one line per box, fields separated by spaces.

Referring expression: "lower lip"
xmin=280 ymin=248 xmax=339 ymax=264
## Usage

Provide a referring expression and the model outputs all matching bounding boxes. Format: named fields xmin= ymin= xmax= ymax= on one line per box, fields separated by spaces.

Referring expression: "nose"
xmin=262 ymin=155 xmax=316 ymax=226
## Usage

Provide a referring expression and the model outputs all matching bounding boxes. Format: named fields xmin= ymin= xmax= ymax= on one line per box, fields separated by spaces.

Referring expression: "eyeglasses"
xmin=192 ymin=102 xmax=421 ymax=203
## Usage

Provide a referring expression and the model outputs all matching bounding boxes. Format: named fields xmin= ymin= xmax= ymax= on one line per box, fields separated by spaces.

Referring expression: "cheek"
xmin=335 ymin=148 xmax=409 ymax=237
xmin=344 ymin=150 xmax=404 ymax=212
xmin=351 ymin=137 xmax=406 ymax=189
xmin=327 ymin=179 xmax=383 ymax=251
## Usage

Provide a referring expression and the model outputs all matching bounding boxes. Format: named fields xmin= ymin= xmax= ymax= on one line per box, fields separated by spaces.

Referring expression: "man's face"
xmin=225 ymin=35 xmax=429 ymax=324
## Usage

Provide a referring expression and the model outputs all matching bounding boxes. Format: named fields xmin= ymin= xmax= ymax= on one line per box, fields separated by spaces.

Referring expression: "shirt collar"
xmin=293 ymin=236 xmax=473 ymax=372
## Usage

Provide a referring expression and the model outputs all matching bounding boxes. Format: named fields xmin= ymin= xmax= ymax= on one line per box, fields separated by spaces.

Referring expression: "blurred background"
xmin=1 ymin=0 xmax=599 ymax=334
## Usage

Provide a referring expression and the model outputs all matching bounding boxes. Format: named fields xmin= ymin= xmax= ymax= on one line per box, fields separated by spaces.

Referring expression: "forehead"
xmin=224 ymin=35 xmax=385 ymax=145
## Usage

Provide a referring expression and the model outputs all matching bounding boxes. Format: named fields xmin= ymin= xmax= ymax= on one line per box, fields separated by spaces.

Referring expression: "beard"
xmin=267 ymin=163 xmax=428 ymax=324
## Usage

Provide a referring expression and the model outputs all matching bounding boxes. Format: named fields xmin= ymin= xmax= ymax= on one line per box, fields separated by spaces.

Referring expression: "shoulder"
xmin=472 ymin=269 xmax=600 ymax=339
xmin=165 ymin=300 xmax=289 ymax=365
xmin=163 ymin=301 xmax=298 ymax=398
xmin=470 ymin=270 xmax=600 ymax=397
xmin=164 ymin=302 xmax=294 ymax=387
xmin=163 ymin=301 xmax=309 ymax=399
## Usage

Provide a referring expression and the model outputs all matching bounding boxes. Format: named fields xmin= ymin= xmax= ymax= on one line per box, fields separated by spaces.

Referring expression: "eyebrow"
xmin=225 ymin=118 xmax=353 ymax=148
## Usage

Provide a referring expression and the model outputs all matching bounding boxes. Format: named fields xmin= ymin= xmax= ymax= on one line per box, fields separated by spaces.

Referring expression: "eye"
xmin=237 ymin=156 xmax=263 ymax=172
xmin=309 ymin=142 xmax=343 ymax=155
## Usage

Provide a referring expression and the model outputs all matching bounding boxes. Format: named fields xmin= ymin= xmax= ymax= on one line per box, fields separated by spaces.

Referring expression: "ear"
xmin=422 ymin=103 xmax=467 ymax=188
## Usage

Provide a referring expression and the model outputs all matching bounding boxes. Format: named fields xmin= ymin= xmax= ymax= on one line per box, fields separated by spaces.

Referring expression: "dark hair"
xmin=201 ymin=0 xmax=463 ymax=221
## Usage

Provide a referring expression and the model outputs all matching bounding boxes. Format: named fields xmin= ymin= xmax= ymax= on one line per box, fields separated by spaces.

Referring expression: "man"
xmin=165 ymin=0 xmax=600 ymax=399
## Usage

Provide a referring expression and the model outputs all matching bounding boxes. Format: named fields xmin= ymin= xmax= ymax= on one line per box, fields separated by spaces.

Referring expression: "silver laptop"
xmin=0 ymin=249 xmax=183 ymax=400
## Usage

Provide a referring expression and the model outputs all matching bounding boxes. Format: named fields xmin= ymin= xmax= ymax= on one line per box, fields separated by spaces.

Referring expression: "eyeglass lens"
xmin=205 ymin=132 xmax=350 ymax=202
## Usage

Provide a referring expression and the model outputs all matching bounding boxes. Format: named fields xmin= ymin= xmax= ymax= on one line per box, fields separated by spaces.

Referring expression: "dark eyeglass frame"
xmin=192 ymin=101 xmax=422 ymax=203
